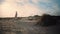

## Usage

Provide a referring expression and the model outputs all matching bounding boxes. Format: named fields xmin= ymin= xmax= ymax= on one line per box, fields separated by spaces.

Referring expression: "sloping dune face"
xmin=0 ymin=18 xmax=47 ymax=34
xmin=0 ymin=14 xmax=60 ymax=34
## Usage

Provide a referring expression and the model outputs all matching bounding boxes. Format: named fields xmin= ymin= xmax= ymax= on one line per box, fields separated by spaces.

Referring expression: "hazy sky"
xmin=0 ymin=0 xmax=60 ymax=17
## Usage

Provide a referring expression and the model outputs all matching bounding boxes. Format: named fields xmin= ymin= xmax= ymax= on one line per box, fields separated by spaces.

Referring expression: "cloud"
xmin=17 ymin=4 xmax=44 ymax=17
xmin=0 ymin=0 xmax=60 ymax=17
xmin=0 ymin=0 xmax=44 ymax=17
xmin=0 ymin=0 xmax=5 ymax=4
xmin=30 ymin=0 xmax=60 ymax=16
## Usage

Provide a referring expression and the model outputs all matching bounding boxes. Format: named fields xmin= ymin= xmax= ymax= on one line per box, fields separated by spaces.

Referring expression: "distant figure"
xmin=15 ymin=11 xmax=18 ymax=19
xmin=15 ymin=11 xmax=17 ymax=18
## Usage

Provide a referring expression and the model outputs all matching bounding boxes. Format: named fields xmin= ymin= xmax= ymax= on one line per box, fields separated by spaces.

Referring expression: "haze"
xmin=0 ymin=0 xmax=60 ymax=17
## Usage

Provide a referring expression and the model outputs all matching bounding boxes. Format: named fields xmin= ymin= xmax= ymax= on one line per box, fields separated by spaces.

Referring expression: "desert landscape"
xmin=0 ymin=14 xmax=60 ymax=34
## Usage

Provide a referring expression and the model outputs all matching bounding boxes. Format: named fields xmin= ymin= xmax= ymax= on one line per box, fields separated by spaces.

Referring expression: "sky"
xmin=0 ymin=0 xmax=60 ymax=17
